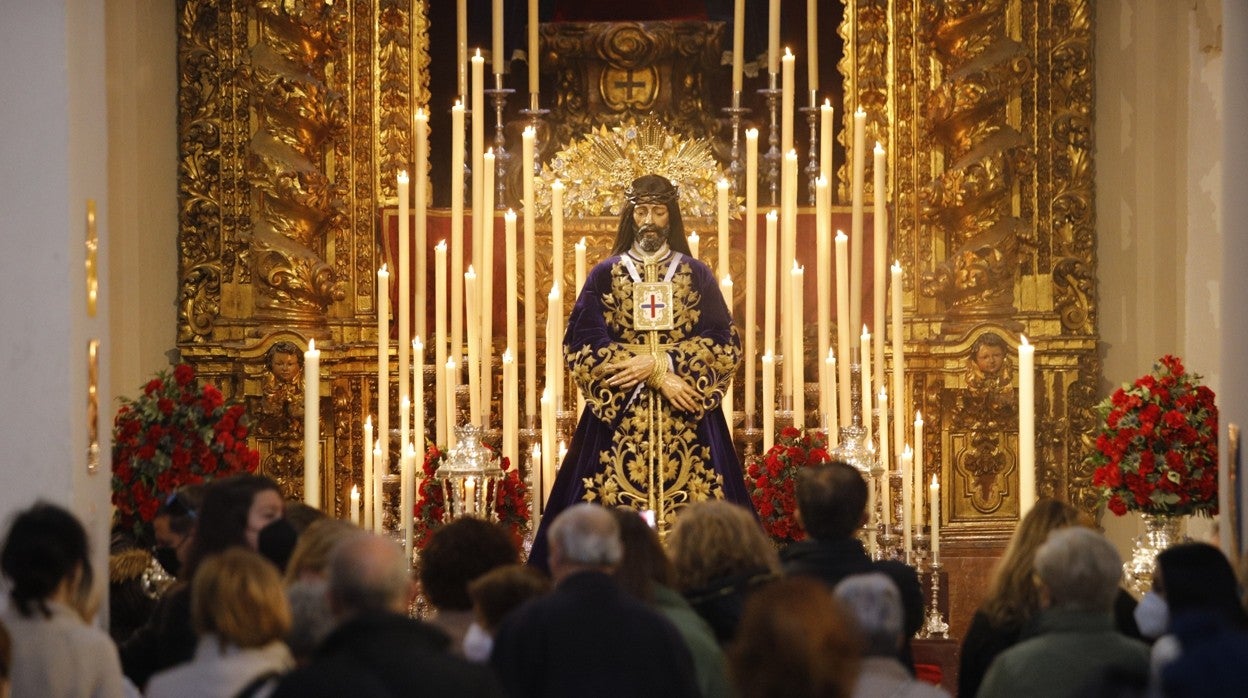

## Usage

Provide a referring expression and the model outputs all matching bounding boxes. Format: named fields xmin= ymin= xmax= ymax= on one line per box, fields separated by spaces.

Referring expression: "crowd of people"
xmin=2 ymin=463 xmax=1247 ymax=697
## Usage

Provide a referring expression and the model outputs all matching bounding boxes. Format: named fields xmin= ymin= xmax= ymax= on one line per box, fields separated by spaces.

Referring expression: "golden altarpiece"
xmin=175 ymin=0 xmax=1096 ymax=634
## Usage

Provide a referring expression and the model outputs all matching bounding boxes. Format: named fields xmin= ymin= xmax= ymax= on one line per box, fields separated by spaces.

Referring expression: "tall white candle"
xmin=377 ymin=266 xmax=390 ymax=478
xmin=732 ymin=0 xmax=745 ymax=94
xmin=762 ymin=353 xmax=776 ymax=451
xmin=767 ymin=0 xmax=780 ymax=75
xmin=873 ymin=143 xmax=888 ymax=394
xmin=717 ymin=178 xmax=731 ymax=278
xmin=930 ymin=475 xmax=941 ymax=563
xmin=503 ymin=349 xmax=518 ymax=465
xmin=744 ymin=129 xmax=759 ymax=421
xmin=530 ymin=444 xmax=542 ymax=518
xmin=781 ymin=150 xmax=798 ymax=401
xmin=806 ymin=0 xmax=818 ymax=97
xmin=465 ymin=267 xmax=481 ymax=425
xmin=546 ymin=284 xmax=563 ymax=413
xmin=373 ymin=440 xmax=384 ymax=531
xmin=688 ymin=230 xmax=700 ymax=260
xmin=541 ymin=387 xmax=556 ymax=506
xmin=402 ymin=443 xmax=414 ymax=566
xmin=350 ymin=486 xmax=360 ymax=525
xmin=480 ymin=152 xmax=496 ymax=427
xmin=445 ymin=358 xmax=458 ymax=448
xmin=721 ymin=274 xmax=735 ymax=424
xmin=363 ymin=416 xmax=374 ymax=530
xmin=914 ymin=411 xmax=924 ymax=530
xmin=850 ymin=108 xmax=866 ymax=346
xmin=764 ymin=211 xmax=779 ymax=359
xmin=820 ymin=101 xmax=834 ymax=195
xmin=434 ymin=244 xmax=449 ymax=445
xmin=456 ymin=0 xmax=468 ymax=98
xmin=527 ymin=0 xmax=539 ymax=97
xmin=878 ymin=387 xmax=890 ymax=526
xmin=891 ymin=262 xmax=905 ymax=478
xmin=781 ymin=50 xmax=795 ymax=159
xmin=816 ymin=177 xmax=831 ymax=421
xmin=901 ymin=446 xmax=913 ymax=556
xmin=398 ymin=171 xmax=411 ymax=457
xmin=505 ymin=211 xmax=519 ymax=380
xmin=492 ymin=0 xmax=504 ymax=75
xmin=471 ymin=53 xmax=485 ymax=320
xmin=860 ymin=326 xmax=872 ymax=443
xmin=414 ymin=110 xmax=429 ymax=341
xmin=551 ymin=180 xmax=565 ymax=296
xmin=451 ymin=101 xmax=466 ymax=371
xmin=790 ymin=263 xmax=805 ymax=429
xmin=304 ymin=339 xmax=320 ymax=507
xmin=1019 ymin=335 xmax=1036 ymax=515
xmin=825 ymin=349 xmax=838 ymax=444
xmin=413 ymin=338 xmax=425 ymax=492
xmin=835 ymin=231 xmax=851 ymax=425
xmin=399 ymin=396 xmax=411 ymax=474
xmin=574 ymin=238 xmax=587 ymax=297
xmin=522 ymin=127 xmax=538 ymax=423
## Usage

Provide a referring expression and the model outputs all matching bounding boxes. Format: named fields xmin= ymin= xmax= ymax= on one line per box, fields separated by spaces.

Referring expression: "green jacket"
xmin=653 ymin=585 xmax=734 ymax=698
xmin=977 ymin=609 xmax=1149 ymax=698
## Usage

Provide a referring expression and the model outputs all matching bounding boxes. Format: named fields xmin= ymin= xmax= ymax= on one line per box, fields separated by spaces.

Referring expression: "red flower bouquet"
xmin=413 ymin=443 xmax=531 ymax=550
xmin=746 ymin=426 xmax=832 ymax=544
xmin=112 ymin=363 xmax=260 ymax=535
xmin=1088 ymin=355 xmax=1218 ymax=517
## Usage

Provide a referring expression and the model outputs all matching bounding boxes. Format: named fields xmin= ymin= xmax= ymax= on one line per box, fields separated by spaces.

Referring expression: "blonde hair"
xmin=192 ymin=548 xmax=291 ymax=649
xmin=982 ymin=498 xmax=1086 ymax=627
xmin=284 ymin=518 xmax=359 ymax=584
xmin=668 ymin=500 xmax=780 ymax=591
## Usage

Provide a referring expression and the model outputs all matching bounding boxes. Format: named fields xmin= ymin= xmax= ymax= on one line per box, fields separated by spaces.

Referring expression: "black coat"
xmin=490 ymin=570 xmax=700 ymax=698
xmin=271 ymin=612 xmax=502 ymax=698
xmin=119 ymin=583 xmax=196 ymax=691
xmin=781 ymin=537 xmax=925 ymax=668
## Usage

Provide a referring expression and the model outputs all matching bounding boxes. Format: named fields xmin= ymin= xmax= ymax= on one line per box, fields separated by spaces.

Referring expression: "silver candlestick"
xmin=758 ymin=73 xmax=781 ymax=206
xmin=485 ymin=73 xmax=514 ymax=208
xmin=722 ymin=90 xmax=751 ymax=199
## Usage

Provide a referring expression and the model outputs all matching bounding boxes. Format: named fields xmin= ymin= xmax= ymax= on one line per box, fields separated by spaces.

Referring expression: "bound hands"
xmin=604 ymin=354 xmax=702 ymax=413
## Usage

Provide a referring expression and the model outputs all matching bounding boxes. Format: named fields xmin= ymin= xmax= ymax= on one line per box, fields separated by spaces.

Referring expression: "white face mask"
xmin=462 ymin=621 xmax=493 ymax=663
xmin=1134 ymin=590 xmax=1170 ymax=639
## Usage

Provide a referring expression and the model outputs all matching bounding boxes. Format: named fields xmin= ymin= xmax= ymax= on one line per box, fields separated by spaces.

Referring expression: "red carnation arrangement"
xmin=112 ymin=363 xmax=260 ymax=536
xmin=1088 ymin=355 xmax=1218 ymax=517
xmin=413 ymin=443 xmax=531 ymax=550
xmin=746 ymin=426 xmax=832 ymax=545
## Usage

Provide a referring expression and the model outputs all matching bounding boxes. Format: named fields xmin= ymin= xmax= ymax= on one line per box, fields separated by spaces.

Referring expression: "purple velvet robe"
xmin=530 ymin=249 xmax=753 ymax=564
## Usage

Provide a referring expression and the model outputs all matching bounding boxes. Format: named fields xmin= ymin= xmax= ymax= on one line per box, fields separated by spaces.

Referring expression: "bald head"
xmin=327 ymin=532 xmax=411 ymax=616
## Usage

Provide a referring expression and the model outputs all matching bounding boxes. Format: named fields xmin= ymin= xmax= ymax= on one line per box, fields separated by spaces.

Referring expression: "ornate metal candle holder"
xmin=485 ymin=73 xmax=514 ymax=208
xmin=830 ymin=362 xmax=874 ymax=475
xmin=909 ymin=533 xmax=950 ymax=639
xmin=434 ymin=424 xmax=505 ymax=521
xmin=800 ymin=100 xmax=820 ymax=206
xmin=758 ymin=74 xmax=781 ymax=206
xmin=722 ymin=90 xmax=751 ymax=198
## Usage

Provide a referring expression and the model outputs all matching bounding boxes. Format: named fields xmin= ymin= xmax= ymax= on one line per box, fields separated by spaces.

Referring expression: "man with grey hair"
xmin=834 ymin=574 xmax=949 ymax=697
xmin=976 ymin=527 xmax=1149 ymax=697
xmin=491 ymin=504 xmax=699 ymax=697
xmin=272 ymin=532 xmax=502 ymax=697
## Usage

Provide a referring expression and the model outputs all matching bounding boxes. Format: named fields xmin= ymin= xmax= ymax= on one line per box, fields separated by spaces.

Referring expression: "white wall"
xmin=0 ymin=0 xmax=112 ymax=595
xmin=1096 ymin=0 xmax=1224 ymax=554
xmin=1221 ymin=1 xmax=1248 ymax=556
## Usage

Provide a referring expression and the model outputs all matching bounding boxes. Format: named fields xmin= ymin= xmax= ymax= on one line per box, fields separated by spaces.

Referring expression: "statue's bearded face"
xmin=633 ymin=203 xmax=670 ymax=253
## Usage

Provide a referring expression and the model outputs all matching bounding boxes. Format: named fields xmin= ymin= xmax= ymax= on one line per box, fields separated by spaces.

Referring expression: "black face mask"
xmin=153 ymin=545 xmax=181 ymax=578
xmin=258 ymin=517 xmax=298 ymax=573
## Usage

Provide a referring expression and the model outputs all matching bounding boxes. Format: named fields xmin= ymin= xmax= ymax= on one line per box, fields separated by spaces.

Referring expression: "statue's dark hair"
xmin=611 ymin=174 xmax=692 ymax=257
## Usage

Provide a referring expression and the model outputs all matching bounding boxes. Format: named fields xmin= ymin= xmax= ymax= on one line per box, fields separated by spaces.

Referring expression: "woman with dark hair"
xmin=0 ymin=502 xmax=127 ymax=697
xmin=1148 ymin=542 xmax=1248 ymax=696
xmin=121 ymin=474 xmax=285 ymax=689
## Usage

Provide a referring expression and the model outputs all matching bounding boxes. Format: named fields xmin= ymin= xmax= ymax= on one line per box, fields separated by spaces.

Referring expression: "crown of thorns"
xmin=625 ymin=182 xmax=679 ymax=206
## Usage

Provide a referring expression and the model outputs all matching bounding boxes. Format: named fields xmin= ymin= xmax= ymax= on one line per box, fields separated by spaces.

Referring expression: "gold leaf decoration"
xmin=535 ymin=118 xmax=725 ymax=221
